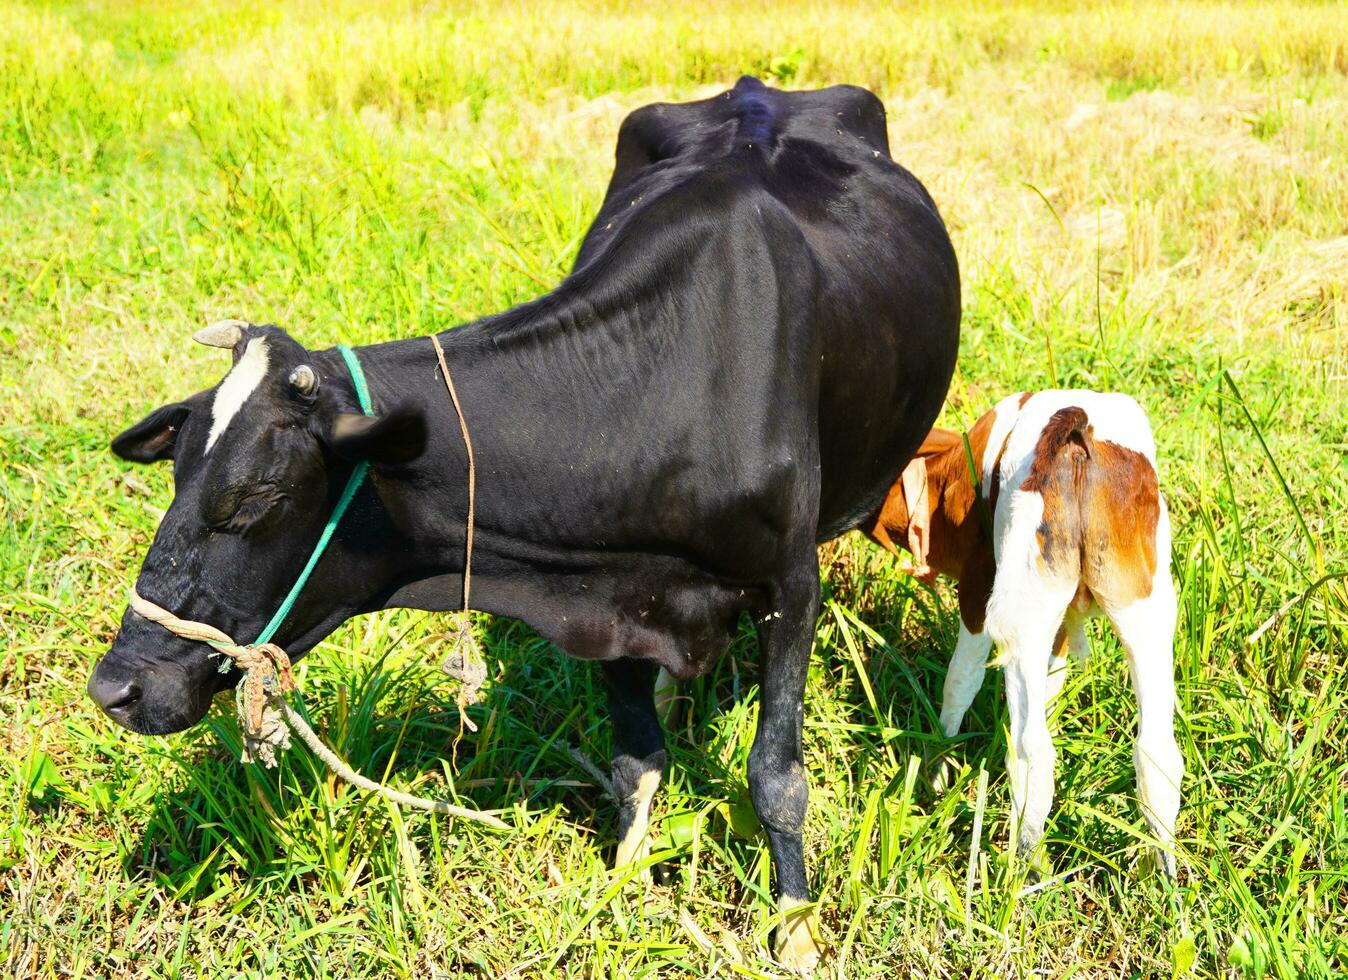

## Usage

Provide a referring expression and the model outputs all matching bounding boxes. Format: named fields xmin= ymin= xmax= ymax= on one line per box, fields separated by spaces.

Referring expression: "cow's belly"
xmin=474 ymin=560 xmax=764 ymax=679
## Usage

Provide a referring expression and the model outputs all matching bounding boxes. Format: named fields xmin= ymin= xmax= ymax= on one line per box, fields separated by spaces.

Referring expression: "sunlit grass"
xmin=2 ymin=1 xmax=1346 ymax=977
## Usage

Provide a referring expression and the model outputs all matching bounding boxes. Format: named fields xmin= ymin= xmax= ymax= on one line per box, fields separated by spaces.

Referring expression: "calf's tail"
xmin=1018 ymin=406 xmax=1094 ymax=579
xmin=1034 ymin=406 xmax=1093 ymax=465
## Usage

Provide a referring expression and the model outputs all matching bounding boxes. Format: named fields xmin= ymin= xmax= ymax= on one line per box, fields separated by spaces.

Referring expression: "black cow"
xmin=89 ymin=77 xmax=959 ymax=968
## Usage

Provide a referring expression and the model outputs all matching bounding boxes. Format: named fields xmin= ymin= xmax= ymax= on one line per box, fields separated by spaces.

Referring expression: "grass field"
xmin=3 ymin=1 xmax=1347 ymax=976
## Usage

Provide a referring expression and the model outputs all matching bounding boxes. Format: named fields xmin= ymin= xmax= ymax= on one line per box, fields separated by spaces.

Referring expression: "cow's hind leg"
xmin=749 ymin=567 xmax=823 ymax=972
xmin=603 ymin=658 xmax=666 ymax=874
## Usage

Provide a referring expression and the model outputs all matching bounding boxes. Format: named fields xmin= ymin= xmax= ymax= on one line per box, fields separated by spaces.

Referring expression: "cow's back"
xmin=572 ymin=77 xmax=961 ymax=541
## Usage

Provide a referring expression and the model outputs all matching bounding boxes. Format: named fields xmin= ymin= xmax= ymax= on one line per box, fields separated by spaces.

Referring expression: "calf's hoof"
xmin=928 ymin=754 xmax=958 ymax=795
xmin=1013 ymin=832 xmax=1052 ymax=883
xmin=1142 ymin=844 xmax=1178 ymax=882
xmin=773 ymin=901 xmax=822 ymax=974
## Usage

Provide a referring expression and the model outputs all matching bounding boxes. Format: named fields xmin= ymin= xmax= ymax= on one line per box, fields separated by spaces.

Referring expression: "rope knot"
xmin=234 ymin=642 xmax=295 ymax=767
xmin=439 ymin=613 xmax=486 ymax=733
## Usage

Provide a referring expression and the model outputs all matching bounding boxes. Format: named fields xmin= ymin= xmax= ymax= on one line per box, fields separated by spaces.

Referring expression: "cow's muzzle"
xmin=89 ymin=619 xmax=236 ymax=734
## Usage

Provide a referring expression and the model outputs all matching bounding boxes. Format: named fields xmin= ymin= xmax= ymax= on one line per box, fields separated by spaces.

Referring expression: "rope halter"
xmin=129 ymin=590 xmax=295 ymax=762
xmin=123 ymin=339 xmax=507 ymax=831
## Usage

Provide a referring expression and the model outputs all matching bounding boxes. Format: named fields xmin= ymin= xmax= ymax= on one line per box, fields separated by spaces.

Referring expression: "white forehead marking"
xmin=205 ymin=337 xmax=269 ymax=453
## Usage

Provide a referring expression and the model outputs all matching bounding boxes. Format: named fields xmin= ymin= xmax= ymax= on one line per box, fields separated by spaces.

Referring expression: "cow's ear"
xmin=111 ymin=403 xmax=193 ymax=463
xmin=327 ymin=405 xmax=427 ymax=465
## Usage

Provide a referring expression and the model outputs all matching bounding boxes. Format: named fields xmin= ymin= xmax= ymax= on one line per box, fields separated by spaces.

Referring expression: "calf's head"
xmin=88 ymin=321 xmax=425 ymax=734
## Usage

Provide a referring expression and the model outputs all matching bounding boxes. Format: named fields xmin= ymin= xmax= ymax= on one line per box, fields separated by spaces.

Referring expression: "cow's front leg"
xmin=748 ymin=569 xmax=823 ymax=972
xmin=602 ymin=658 xmax=666 ymax=873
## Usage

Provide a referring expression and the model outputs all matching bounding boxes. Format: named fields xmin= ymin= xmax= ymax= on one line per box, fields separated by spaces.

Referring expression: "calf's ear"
xmin=327 ymin=405 xmax=427 ymax=465
xmin=111 ymin=403 xmax=193 ymax=463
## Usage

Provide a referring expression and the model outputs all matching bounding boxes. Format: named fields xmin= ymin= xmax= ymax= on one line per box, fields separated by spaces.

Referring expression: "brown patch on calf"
xmin=1081 ymin=440 xmax=1159 ymax=606
xmin=866 ymin=404 xmax=1014 ymax=633
xmin=956 ymin=550 xmax=996 ymax=633
xmin=1018 ymin=409 xmax=1159 ymax=606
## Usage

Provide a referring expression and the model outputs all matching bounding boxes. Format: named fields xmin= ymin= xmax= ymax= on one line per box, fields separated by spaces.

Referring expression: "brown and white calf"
xmin=868 ymin=390 xmax=1182 ymax=875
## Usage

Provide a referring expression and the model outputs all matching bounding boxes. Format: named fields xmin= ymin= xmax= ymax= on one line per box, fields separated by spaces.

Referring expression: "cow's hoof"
xmin=773 ymin=903 xmax=822 ymax=974
xmin=1014 ymin=835 xmax=1052 ymax=884
xmin=613 ymin=846 xmax=653 ymax=885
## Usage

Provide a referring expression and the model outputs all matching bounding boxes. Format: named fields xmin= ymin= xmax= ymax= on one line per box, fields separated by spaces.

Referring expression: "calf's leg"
xmin=1046 ymin=612 xmax=1090 ymax=706
xmin=988 ymin=578 xmax=1075 ymax=867
xmin=603 ymin=658 xmax=666 ymax=871
xmin=748 ymin=569 xmax=822 ymax=971
xmin=939 ymin=621 xmax=994 ymax=738
xmin=1107 ymin=579 xmax=1183 ymax=879
xmin=931 ymin=621 xmax=993 ymax=794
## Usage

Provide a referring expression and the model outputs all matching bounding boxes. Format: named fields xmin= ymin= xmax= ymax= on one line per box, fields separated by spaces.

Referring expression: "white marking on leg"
xmin=614 ymin=768 xmax=660 ymax=868
xmin=1047 ymin=617 xmax=1089 ymax=710
xmin=205 ymin=337 xmax=269 ymax=453
xmin=1046 ymin=650 xmax=1069 ymax=705
xmin=653 ymin=666 xmax=677 ymax=727
xmin=940 ymin=622 xmax=993 ymax=737
xmin=773 ymin=895 xmax=822 ymax=972
xmin=1067 ymin=620 xmax=1091 ymax=663
xmin=985 ymin=489 xmax=1075 ymax=862
xmin=1003 ymin=641 xmax=1057 ymax=863
xmin=933 ymin=623 xmax=992 ymax=793
xmin=1045 ymin=615 xmax=1078 ymax=703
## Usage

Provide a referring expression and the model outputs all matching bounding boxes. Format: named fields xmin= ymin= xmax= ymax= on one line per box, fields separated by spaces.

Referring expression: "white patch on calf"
xmin=965 ymin=388 xmax=1179 ymax=873
xmin=205 ymin=337 xmax=270 ymax=453
xmin=981 ymin=393 xmax=1025 ymax=494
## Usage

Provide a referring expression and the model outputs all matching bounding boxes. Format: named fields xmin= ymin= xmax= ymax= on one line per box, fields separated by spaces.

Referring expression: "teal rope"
xmin=251 ymin=345 xmax=373 ymax=646
xmin=337 ymin=344 xmax=374 ymax=415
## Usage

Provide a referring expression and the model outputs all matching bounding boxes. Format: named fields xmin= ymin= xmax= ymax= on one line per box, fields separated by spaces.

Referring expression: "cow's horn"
xmin=193 ymin=319 xmax=247 ymax=349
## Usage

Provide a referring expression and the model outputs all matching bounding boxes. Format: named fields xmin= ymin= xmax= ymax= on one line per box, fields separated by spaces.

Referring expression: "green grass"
xmin=3 ymin=1 xmax=1347 ymax=976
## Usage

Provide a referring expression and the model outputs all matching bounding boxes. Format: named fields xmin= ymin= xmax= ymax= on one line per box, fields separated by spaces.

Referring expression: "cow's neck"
xmin=340 ymin=277 xmax=671 ymax=614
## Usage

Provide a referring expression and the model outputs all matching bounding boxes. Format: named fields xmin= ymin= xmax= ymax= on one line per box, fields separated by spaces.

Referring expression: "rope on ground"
xmin=564 ymin=744 xmax=616 ymax=801
xmin=279 ymin=701 xmax=508 ymax=828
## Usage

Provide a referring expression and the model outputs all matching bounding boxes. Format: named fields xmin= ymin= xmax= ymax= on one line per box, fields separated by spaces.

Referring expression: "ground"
xmin=2 ymin=1 xmax=1346 ymax=977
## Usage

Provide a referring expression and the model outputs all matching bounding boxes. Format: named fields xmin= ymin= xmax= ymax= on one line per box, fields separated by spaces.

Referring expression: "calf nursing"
xmin=869 ymin=391 xmax=1183 ymax=875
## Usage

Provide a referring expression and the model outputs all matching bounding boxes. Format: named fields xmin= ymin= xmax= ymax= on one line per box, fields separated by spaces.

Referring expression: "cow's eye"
xmin=209 ymin=483 xmax=285 ymax=534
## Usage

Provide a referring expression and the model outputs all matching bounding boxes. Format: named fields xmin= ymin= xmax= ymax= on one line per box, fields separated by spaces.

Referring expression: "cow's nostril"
xmin=89 ymin=673 xmax=143 ymax=716
xmin=104 ymin=682 xmax=142 ymax=712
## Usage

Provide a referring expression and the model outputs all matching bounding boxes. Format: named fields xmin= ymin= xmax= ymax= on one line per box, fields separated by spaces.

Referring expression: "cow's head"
xmin=88 ymin=321 xmax=426 ymax=734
